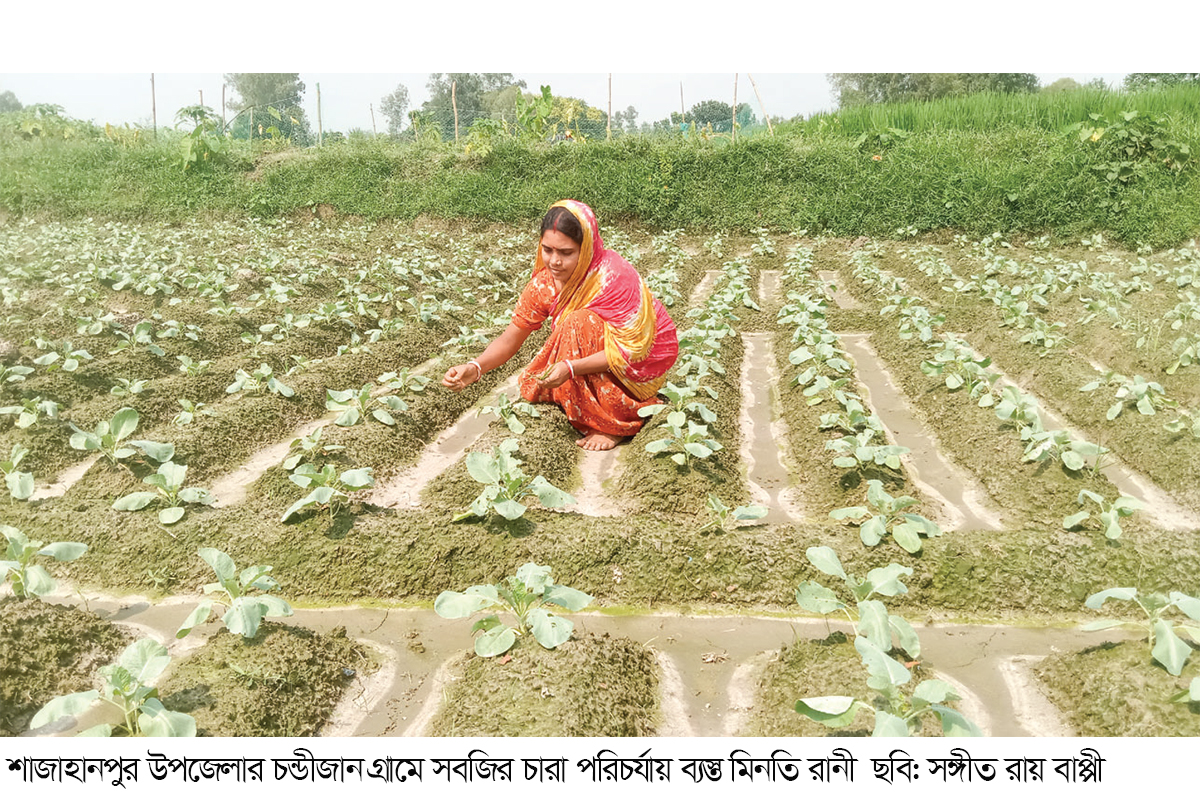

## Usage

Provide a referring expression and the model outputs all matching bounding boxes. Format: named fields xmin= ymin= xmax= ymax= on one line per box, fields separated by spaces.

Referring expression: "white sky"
xmin=0 ymin=2 xmax=1186 ymax=134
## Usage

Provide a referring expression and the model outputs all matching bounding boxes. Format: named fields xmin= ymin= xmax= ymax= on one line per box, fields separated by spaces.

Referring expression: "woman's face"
xmin=540 ymin=229 xmax=581 ymax=288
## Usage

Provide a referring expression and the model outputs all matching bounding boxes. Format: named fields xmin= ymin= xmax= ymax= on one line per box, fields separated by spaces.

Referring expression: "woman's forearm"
xmin=473 ymin=323 xmax=531 ymax=374
xmin=565 ymin=350 xmax=609 ymax=376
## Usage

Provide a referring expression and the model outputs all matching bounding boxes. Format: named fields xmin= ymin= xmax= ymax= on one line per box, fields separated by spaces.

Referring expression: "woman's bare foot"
xmin=574 ymin=428 xmax=623 ymax=451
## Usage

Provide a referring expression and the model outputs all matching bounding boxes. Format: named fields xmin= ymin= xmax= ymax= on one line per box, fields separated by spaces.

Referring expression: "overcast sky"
xmin=1 ymin=2 xmax=1183 ymax=134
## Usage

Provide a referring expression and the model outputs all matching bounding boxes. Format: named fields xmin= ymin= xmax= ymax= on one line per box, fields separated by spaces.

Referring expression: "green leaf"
xmin=872 ymin=710 xmax=910 ymax=737
xmin=113 ymin=491 xmax=158 ymax=511
xmin=542 ymin=583 xmax=594 ymax=611
xmin=891 ymin=521 xmax=923 ymax=553
xmin=138 ymin=702 xmax=196 ymax=737
xmin=912 ymin=678 xmax=959 ymax=706
xmin=224 ymin=597 xmax=266 ymax=638
xmin=805 ymin=546 xmax=846 ymax=579
xmin=158 ymin=506 xmax=186 ymax=525
xmin=528 ymin=476 xmax=575 ymax=509
xmin=859 ymin=516 xmax=888 ymax=547
xmin=1085 ymin=587 xmax=1137 ymax=609
xmin=111 ymin=408 xmax=139 ymax=440
xmin=474 ymin=625 xmax=517 ymax=657
xmin=794 ymin=696 xmax=861 ymax=728
xmin=338 ymin=468 xmax=374 ymax=489
xmin=1169 ymin=592 xmax=1200 ymax=622
xmin=24 ymin=565 xmax=56 ymax=597
xmin=119 ymin=637 xmax=171 ymax=685
xmin=1061 ymin=450 xmax=1086 ymax=471
xmin=493 ymin=499 xmax=527 ymax=519
xmin=30 ymin=690 xmax=100 ymax=729
xmin=466 ymin=451 xmax=501 ymax=484
xmin=372 ymin=409 xmax=397 ymax=426
xmin=933 ymin=705 xmax=983 ymax=736
xmin=865 ymin=563 xmax=911 ymax=597
xmin=434 ymin=587 xmax=501 ymax=618
xmin=1063 ymin=511 xmax=1089 ymax=529
xmin=889 ymin=614 xmax=921 ymax=658
xmin=175 ymin=602 xmax=214 ymax=637
xmin=198 ymin=548 xmax=237 ymax=583
xmin=256 ymin=594 xmax=292 ymax=618
xmin=857 ymin=600 xmax=891 ymax=652
xmin=131 ymin=440 xmax=175 ymax=463
xmin=795 ymin=581 xmax=846 ymax=615
xmin=1152 ymin=619 xmax=1190 ymax=676
xmin=855 ymin=636 xmax=911 ymax=690
xmin=7 ymin=471 xmax=33 ymax=500
xmin=38 ymin=541 xmax=88 ymax=562
xmin=527 ymin=607 xmax=574 ymax=649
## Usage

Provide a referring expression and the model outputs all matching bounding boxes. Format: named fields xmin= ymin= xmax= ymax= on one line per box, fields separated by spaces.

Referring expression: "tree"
xmin=0 ymin=90 xmax=21 ymax=114
xmin=224 ymin=73 xmax=312 ymax=144
xmin=380 ymin=84 xmax=410 ymax=137
xmin=1042 ymin=77 xmax=1081 ymax=94
xmin=621 ymin=105 xmax=638 ymax=133
xmin=828 ymin=73 xmax=1040 ymax=107
xmin=1124 ymin=73 xmax=1200 ymax=90
xmin=420 ymin=73 xmax=526 ymax=139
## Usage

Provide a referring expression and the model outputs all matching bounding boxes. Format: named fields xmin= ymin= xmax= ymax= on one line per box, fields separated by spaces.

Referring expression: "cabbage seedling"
xmin=0 ymin=444 xmax=33 ymax=500
xmin=281 ymin=464 xmax=374 ymax=522
xmin=326 ymin=384 xmax=408 ymax=426
xmin=479 ymin=392 xmax=541 ymax=434
xmin=1084 ymin=587 xmax=1200 ymax=676
xmin=30 ymin=637 xmax=195 ymax=737
xmin=69 ymin=407 xmax=172 ymax=464
xmin=698 ymin=494 xmax=767 ymax=533
xmin=796 ymin=546 xmax=920 ymax=657
xmin=830 ymin=480 xmax=942 ymax=554
xmin=0 ymin=396 xmax=59 ymax=429
xmin=2 ymin=525 xmax=87 ymax=598
xmin=176 ymin=547 xmax=293 ymax=639
xmin=281 ymin=426 xmax=344 ymax=471
xmin=113 ymin=461 xmax=214 ymax=525
xmin=453 ymin=438 xmax=575 ymax=521
xmin=434 ymin=562 xmax=594 ymax=657
xmin=226 ymin=363 xmax=295 ymax=398
xmin=1062 ymin=490 xmax=1142 ymax=540
xmin=795 ymin=636 xmax=981 ymax=737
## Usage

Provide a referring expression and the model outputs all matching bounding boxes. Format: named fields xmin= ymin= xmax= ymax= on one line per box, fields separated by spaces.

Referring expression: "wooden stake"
xmin=221 ymin=84 xmax=226 ymax=130
xmin=370 ymin=103 xmax=377 ymax=137
xmin=607 ymin=73 xmax=612 ymax=140
xmin=199 ymin=89 xmax=203 ymax=107
xmin=150 ymin=73 xmax=157 ymax=139
xmin=679 ymin=81 xmax=685 ymax=123
xmin=748 ymin=73 xmax=773 ymax=136
xmin=732 ymin=74 xmax=738 ymax=143
xmin=452 ymin=80 xmax=459 ymax=144
xmin=317 ymin=82 xmax=323 ymax=147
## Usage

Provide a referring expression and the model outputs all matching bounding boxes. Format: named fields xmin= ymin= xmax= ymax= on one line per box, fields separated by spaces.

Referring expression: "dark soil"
xmin=157 ymin=622 xmax=376 ymax=737
xmin=426 ymin=632 xmax=659 ymax=737
xmin=0 ymin=597 xmax=131 ymax=735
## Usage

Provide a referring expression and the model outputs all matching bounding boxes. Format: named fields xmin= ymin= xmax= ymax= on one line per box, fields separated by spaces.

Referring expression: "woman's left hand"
xmin=535 ymin=361 xmax=571 ymax=390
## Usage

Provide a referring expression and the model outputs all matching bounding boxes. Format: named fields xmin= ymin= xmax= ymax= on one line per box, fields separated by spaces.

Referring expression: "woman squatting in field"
xmin=442 ymin=199 xmax=679 ymax=451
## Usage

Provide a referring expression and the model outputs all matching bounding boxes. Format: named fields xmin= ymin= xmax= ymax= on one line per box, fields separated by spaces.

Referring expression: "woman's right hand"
xmin=442 ymin=363 xmax=481 ymax=392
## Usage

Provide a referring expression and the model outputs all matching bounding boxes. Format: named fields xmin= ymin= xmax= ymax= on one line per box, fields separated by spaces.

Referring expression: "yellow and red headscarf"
xmin=533 ymin=200 xmax=676 ymax=400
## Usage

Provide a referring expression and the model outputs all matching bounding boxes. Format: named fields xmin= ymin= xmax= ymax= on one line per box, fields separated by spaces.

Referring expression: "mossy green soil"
xmin=0 ymin=598 xmax=130 ymax=735
xmin=158 ymin=622 xmax=376 ymax=737
xmin=426 ymin=632 xmax=658 ymax=737
xmin=1034 ymin=638 xmax=1200 ymax=736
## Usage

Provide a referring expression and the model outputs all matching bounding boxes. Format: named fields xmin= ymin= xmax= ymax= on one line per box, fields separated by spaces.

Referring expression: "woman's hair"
xmin=540 ymin=206 xmax=584 ymax=245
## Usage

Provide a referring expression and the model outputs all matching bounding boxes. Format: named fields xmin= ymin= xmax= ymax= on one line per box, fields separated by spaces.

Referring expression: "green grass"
xmin=3 ymin=94 xmax=1200 ymax=247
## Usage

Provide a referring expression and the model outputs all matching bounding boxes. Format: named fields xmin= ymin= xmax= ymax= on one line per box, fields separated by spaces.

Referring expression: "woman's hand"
xmin=535 ymin=361 xmax=571 ymax=390
xmin=442 ymin=363 xmax=481 ymax=392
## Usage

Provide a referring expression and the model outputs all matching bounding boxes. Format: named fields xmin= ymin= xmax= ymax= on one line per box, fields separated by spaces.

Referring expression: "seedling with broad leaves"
xmin=638 ymin=379 xmax=718 ymax=427
xmin=172 ymin=399 xmax=216 ymax=427
xmin=2 ymin=525 xmax=87 ymax=598
xmin=1021 ymin=427 xmax=1107 ymax=473
xmin=1 ymin=445 xmax=33 ymax=500
xmin=795 ymin=636 xmax=981 ymax=737
xmin=831 ymin=479 xmax=942 ymax=554
xmin=68 ymin=407 xmax=174 ymax=465
xmin=30 ymin=637 xmax=195 ymax=737
xmin=281 ymin=426 xmax=345 ymax=471
xmin=795 ymin=546 xmax=921 ymax=658
xmin=176 ymin=547 xmax=293 ymax=640
xmin=697 ymin=494 xmax=768 ymax=533
xmin=1081 ymin=370 xmax=1175 ymax=419
xmin=645 ymin=414 xmax=723 ymax=468
xmin=326 ymin=384 xmax=408 ymax=426
xmin=454 ymin=438 xmax=575 ymax=521
xmin=112 ymin=461 xmax=214 ymax=525
xmin=0 ymin=396 xmax=59 ymax=429
xmin=281 ymin=464 xmax=374 ymax=523
xmin=479 ymin=392 xmax=541 ymax=434
xmin=226 ymin=363 xmax=295 ymax=398
xmin=434 ymin=562 xmax=594 ymax=657
xmin=825 ymin=427 xmax=909 ymax=472
xmin=1063 ymin=490 xmax=1141 ymax=540
xmin=1084 ymin=587 xmax=1200 ymax=676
